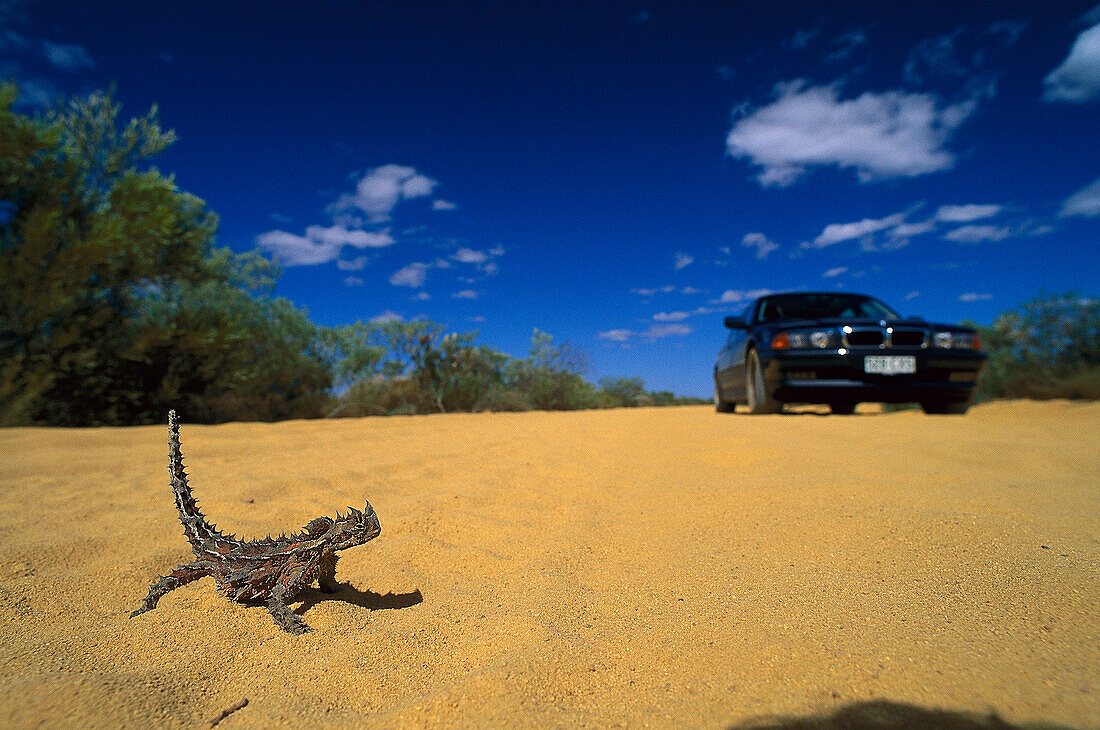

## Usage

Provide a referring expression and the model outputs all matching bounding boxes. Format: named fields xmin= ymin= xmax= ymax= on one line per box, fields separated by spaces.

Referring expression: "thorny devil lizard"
xmin=130 ymin=410 xmax=381 ymax=634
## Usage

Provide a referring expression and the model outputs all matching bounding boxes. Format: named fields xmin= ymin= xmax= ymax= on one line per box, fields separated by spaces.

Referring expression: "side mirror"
xmin=723 ymin=316 xmax=748 ymax=329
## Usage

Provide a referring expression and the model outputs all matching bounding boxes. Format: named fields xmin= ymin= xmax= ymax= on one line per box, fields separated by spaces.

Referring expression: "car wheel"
xmin=714 ymin=377 xmax=736 ymax=413
xmin=920 ymin=399 xmax=970 ymax=415
xmin=746 ymin=349 xmax=781 ymax=414
xmin=829 ymin=400 xmax=857 ymax=415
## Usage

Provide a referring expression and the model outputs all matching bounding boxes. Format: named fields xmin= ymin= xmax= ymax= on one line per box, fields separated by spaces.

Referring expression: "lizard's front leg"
xmin=130 ymin=561 xmax=213 ymax=618
xmin=318 ymin=554 xmax=339 ymax=594
xmin=266 ymin=563 xmax=313 ymax=635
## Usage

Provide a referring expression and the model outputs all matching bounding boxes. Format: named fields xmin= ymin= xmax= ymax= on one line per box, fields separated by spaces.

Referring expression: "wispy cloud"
xmin=959 ymin=293 xmax=993 ymax=302
xmin=804 ymin=212 xmax=907 ymax=249
xmin=598 ymin=323 xmax=693 ymax=342
xmin=935 ymin=204 xmax=1003 ymax=222
xmin=822 ymin=266 xmax=848 ymax=278
xmin=1043 ymin=23 xmax=1100 ymax=103
xmin=631 ymin=285 xmax=699 ymax=297
xmin=674 ymin=252 xmax=694 ymax=270
xmin=804 ymin=203 xmax=1011 ymax=251
xmin=389 ymin=262 xmax=432 ymax=288
xmin=432 ymin=199 xmax=458 ymax=211
xmin=1059 ymin=176 xmax=1100 ymax=217
xmin=452 ymin=289 xmax=479 ymax=299
xmin=943 ymin=224 xmax=1010 ymax=243
xmin=825 ymin=29 xmax=868 ymax=64
xmin=39 ymin=39 xmax=94 ymax=70
xmin=741 ymin=232 xmax=779 ymax=259
xmin=256 ymin=225 xmax=393 ymax=266
xmin=653 ymin=311 xmax=690 ymax=322
xmin=787 ymin=27 xmax=822 ymax=50
xmin=337 ymin=256 xmax=370 ymax=271
xmin=727 ymin=81 xmax=977 ymax=186
xmin=711 ymin=288 xmax=774 ymax=305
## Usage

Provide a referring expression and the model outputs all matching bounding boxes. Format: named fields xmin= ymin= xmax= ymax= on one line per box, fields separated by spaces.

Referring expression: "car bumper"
xmin=761 ymin=349 xmax=987 ymax=404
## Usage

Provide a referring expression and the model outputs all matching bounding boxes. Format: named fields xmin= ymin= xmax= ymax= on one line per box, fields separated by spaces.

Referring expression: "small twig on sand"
xmin=208 ymin=698 xmax=248 ymax=728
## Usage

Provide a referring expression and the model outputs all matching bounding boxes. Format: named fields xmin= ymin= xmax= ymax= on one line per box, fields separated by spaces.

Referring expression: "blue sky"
xmin=4 ymin=1 xmax=1100 ymax=396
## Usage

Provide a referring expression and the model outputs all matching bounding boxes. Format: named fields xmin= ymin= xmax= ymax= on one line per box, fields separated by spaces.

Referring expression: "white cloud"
xmin=886 ymin=219 xmax=936 ymax=244
xmin=726 ymin=82 xmax=976 ymax=186
xmin=597 ymin=323 xmax=693 ymax=343
xmin=788 ymin=27 xmax=822 ymax=50
xmin=823 ymin=266 xmax=848 ymax=278
xmin=451 ymin=247 xmax=489 ymax=264
xmin=597 ymin=329 xmax=633 ymax=342
xmin=904 ymin=291 xmax=920 ymax=301
xmin=959 ymin=293 xmax=993 ymax=302
xmin=255 ymin=225 xmax=393 ymax=267
xmin=674 ymin=252 xmax=694 ymax=270
xmin=825 ymin=29 xmax=868 ymax=64
xmin=805 ymin=212 xmax=906 ymax=248
xmin=40 ymin=40 xmax=94 ymax=70
xmin=653 ymin=311 xmax=690 ymax=322
xmin=742 ymin=232 xmax=779 ymax=259
xmin=332 ymin=164 xmax=438 ymax=222
xmin=1043 ymin=24 xmax=1100 ymax=103
xmin=712 ymin=288 xmax=774 ymax=305
xmin=452 ymin=289 xmax=478 ymax=299
xmin=343 ymin=276 xmax=364 ymax=287
xmin=370 ymin=310 xmax=404 ymax=323
xmin=645 ymin=324 xmax=692 ymax=338
xmin=306 ymin=224 xmax=394 ymax=248
xmin=337 ymin=256 xmax=370 ymax=271
xmin=389 ymin=262 xmax=431 ymax=287
xmin=943 ymin=224 xmax=1010 ymax=243
xmin=1059 ymin=176 xmax=1100 ymax=217
xmin=432 ymin=199 xmax=458 ymax=211
xmin=935 ymin=204 xmax=1003 ymax=222
xmin=413 ymin=291 xmax=431 ymax=301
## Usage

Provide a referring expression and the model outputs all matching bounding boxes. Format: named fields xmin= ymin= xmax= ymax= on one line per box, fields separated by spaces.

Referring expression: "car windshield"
xmin=754 ymin=294 xmax=899 ymax=323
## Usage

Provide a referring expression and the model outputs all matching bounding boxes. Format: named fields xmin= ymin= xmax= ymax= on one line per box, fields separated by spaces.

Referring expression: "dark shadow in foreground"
xmin=296 ymin=585 xmax=423 ymax=615
xmin=729 ymin=700 xmax=1079 ymax=730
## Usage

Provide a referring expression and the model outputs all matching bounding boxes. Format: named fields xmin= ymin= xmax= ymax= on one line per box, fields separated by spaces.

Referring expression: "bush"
xmin=974 ymin=292 xmax=1099 ymax=401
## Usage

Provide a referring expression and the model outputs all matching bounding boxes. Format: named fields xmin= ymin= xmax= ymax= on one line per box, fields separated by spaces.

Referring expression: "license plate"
xmin=864 ymin=355 xmax=916 ymax=375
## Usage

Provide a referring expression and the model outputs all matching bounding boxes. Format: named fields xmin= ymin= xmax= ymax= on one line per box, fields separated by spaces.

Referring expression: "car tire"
xmin=746 ymin=349 xmax=781 ymax=414
xmin=920 ymin=399 xmax=970 ymax=415
xmin=829 ymin=400 xmax=857 ymax=415
xmin=714 ymin=377 xmax=736 ymax=413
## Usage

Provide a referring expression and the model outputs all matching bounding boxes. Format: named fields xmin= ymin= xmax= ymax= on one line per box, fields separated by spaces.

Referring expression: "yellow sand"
xmin=0 ymin=401 xmax=1097 ymax=728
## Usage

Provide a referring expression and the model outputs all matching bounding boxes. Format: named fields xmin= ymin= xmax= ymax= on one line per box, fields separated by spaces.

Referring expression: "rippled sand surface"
xmin=1 ymin=401 xmax=1097 ymax=728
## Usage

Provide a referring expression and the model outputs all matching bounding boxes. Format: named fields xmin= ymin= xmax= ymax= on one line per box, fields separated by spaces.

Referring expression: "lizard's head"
xmin=315 ymin=501 xmax=381 ymax=552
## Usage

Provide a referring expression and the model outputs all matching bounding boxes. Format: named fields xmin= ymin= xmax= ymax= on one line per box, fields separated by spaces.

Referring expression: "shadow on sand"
xmin=729 ymin=700 xmax=1079 ymax=730
xmin=297 ymin=584 xmax=423 ymax=615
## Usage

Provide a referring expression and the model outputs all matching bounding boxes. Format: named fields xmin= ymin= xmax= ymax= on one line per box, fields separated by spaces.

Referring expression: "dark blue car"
xmin=714 ymin=292 xmax=987 ymax=415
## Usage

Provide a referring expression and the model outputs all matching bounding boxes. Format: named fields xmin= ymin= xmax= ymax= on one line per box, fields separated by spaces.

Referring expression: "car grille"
xmin=842 ymin=326 xmax=928 ymax=349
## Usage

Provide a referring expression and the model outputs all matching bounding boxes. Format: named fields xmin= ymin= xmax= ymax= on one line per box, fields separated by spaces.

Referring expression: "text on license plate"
xmin=864 ymin=355 xmax=916 ymax=375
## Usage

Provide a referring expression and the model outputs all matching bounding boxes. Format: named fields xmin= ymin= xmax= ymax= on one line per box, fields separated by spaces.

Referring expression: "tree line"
xmin=0 ymin=85 xmax=701 ymax=425
xmin=0 ymin=85 xmax=1095 ymax=425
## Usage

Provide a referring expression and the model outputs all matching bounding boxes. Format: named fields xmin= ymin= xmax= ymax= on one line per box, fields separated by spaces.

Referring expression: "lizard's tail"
xmin=168 ymin=410 xmax=222 ymax=550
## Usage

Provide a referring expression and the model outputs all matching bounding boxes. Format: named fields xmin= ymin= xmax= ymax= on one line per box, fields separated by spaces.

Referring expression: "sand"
xmin=0 ymin=400 xmax=1097 ymax=728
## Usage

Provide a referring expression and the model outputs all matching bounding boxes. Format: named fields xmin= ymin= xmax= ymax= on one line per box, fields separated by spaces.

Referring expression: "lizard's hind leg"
xmin=130 ymin=562 xmax=213 ymax=618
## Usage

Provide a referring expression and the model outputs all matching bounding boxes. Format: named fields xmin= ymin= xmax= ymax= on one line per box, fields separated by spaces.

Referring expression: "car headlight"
xmin=933 ymin=331 xmax=978 ymax=349
xmin=773 ymin=329 xmax=839 ymax=349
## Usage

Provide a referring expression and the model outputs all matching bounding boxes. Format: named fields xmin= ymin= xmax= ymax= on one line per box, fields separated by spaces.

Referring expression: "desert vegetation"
xmin=1 ymin=84 xmax=1095 ymax=425
xmin=0 ymin=85 xmax=701 ymax=426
